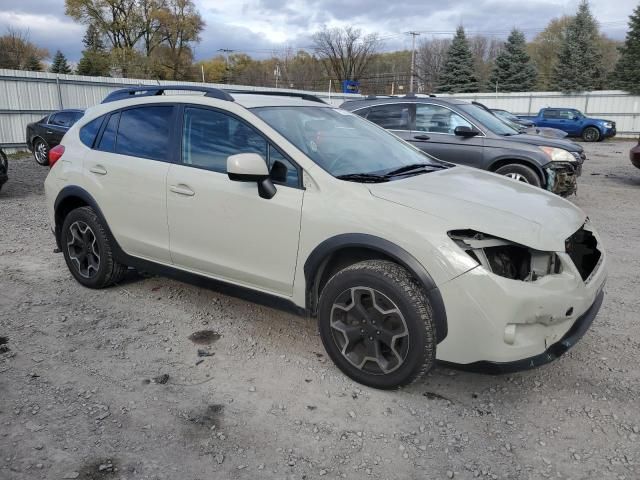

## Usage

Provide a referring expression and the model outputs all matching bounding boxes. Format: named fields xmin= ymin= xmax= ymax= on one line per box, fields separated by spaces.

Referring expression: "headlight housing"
xmin=539 ymin=146 xmax=576 ymax=162
xmin=448 ymin=230 xmax=562 ymax=281
xmin=604 ymin=122 xmax=613 ymax=128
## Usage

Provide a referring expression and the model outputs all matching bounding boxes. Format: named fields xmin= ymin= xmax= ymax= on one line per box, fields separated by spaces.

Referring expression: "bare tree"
xmin=0 ymin=27 xmax=49 ymax=70
xmin=415 ymin=38 xmax=450 ymax=92
xmin=312 ymin=26 xmax=380 ymax=84
xmin=469 ymin=35 xmax=503 ymax=90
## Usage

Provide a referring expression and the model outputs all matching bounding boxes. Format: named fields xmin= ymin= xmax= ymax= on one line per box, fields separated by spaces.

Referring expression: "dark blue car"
xmin=519 ymin=108 xmax=616 ymax=142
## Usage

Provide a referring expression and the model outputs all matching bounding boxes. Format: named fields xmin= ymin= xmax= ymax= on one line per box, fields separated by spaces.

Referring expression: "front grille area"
xmin=566 ymin=227 xmax=601 ymax=281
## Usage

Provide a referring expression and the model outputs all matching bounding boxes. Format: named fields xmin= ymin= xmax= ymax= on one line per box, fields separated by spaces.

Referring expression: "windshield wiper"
xmin=336 ymin=173 xmax=390 ymax=183
xmin=383 ymin=163 xmax=448 ymax=177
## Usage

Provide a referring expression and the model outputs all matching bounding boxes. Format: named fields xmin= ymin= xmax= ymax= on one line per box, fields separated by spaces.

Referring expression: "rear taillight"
xmin=49 ymin=145 xmax=65 ymax=167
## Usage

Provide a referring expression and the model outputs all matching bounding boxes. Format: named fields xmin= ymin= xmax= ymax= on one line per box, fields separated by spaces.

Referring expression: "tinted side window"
xmin=116 ymin=106 xmax=174 ymax=161
xmin=558 ymin=110 xmax=574 ymax=119
xmin=543 ymin=110 xmax=559 ymax=119
xmin=51 ymin=111 xmax=77 ymax=127
xmin=415 ymin=104 xmax=472 ymax=134
xmin=97 ymin=112 xmax=119 ymax=152
xmin=268 ymin=145 xmax=299 ymax=187
xmin=79 ymin=116 xmax=105 ymax=148
xmin=366 ymin=104 xmax=411 ymax=130
xmin=182 ymin=107 xmax=267 ymax=173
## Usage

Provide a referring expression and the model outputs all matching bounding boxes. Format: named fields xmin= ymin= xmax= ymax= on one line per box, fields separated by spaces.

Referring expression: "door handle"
xmin=46 ymin=130 xmax=53 ymax=134
xmin=413 ymin=134 xmax=430 ymax=141
xmin=89 ymin=166 xmax=107 ymax=175
xmin=170 ymin=185 xmax=195 ymax=197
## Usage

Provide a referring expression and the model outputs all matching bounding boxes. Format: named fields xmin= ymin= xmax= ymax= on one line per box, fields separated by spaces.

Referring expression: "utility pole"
xmin=407 ymin=31 xmax=420 ymax=93
xmin=218 ymin=48 xmax=234 ymax=84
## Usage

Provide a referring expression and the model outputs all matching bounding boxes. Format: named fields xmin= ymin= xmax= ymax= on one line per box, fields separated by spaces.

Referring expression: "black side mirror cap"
xmin=454 ymin=126 xmax=480 ymax=137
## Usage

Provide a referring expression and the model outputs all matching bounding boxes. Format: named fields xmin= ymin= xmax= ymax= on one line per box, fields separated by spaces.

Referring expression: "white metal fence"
xmin=1 ymin=68 xmax=638 ymax=151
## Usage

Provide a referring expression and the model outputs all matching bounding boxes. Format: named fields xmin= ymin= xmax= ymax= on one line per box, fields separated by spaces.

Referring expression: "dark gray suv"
xmin=340 ymin=95 xmax=586 ymax=196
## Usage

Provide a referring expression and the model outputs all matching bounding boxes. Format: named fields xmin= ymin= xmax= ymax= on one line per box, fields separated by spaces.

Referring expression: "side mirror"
xmin=227 ymin=153 xmax=277 ymax=199
xmin=454 ymin=126 xmax=480 ymax=137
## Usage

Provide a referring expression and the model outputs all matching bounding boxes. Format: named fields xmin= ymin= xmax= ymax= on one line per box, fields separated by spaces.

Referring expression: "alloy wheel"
xmin=67 ymin=221 xmax=101 ymax=279
xmin=330 ymin=287 xmax=409 ymax=375
xmin=505 ymin=172 xmax=529 ymax=183
xmin=35 ymin=141 xmax=47 ymax=165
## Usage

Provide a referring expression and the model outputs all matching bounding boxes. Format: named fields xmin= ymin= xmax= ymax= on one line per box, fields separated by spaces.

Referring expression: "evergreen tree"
xmin=613 ymin=3 xmax=640 ymax=94
xmin=24 ymin=54 xmax=42 ymax=71
xmin=437 ymin=27 xmax=479 ymax=93
xmin=552 ymin=1 xmax=602 ymax=92
xmin=490 ymin=29 xmax=537 ymax=92
xmin=76 ymin=24 xmax=110 ymax=76
xmin=49 ymin=50 xmax=72 ymax=74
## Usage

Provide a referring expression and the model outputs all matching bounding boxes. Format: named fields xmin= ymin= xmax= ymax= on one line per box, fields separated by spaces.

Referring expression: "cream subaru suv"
xmin=44 ymin=86 xmax=606 ymax=389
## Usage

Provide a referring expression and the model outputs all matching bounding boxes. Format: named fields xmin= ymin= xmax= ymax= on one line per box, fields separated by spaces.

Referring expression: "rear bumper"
xmin=440 ymin=289 xmax=604 ymax=374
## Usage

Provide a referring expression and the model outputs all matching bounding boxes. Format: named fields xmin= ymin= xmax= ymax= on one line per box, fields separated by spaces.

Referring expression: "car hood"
xmin=501 ymin=133 xmax=583 ymax=152
xmin=368 ymin=167 xmax=586 ymax=252
xmin=591 ymin=118 xmax=614 ymax=124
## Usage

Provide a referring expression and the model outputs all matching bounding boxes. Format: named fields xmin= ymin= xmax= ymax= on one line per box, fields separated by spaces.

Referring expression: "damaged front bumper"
xmin=437 ymin=225 xmax=606 ymax=368
xmin=546 ymin=157 xmax=583 ymax=197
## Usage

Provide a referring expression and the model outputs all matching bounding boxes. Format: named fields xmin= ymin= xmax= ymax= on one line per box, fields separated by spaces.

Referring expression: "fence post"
xmin=56 ymin=75 xmax=63 ymax=109
xmin=584 ymin=92 xmax=590 ymax=115
xmin=528 ymin=94 xmax=533 ymax=115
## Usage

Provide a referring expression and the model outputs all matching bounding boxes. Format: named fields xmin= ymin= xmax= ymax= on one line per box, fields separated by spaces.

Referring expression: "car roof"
xmin=340 ymin=96 xmax=470 ymax=110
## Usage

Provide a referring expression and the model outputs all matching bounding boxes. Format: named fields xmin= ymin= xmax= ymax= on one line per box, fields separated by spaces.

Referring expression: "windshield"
xmin=459 ymin=104 xmax=519 ymax=136
xmin=252 ymin=106 xmax=443 ymax=177
xmin=495 ymin=110 xmax=519 ymax=122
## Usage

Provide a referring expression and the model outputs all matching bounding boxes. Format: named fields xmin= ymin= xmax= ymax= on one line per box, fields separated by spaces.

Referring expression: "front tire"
xmin=582 ymin=126 xmax=600 ymax=142
xmin=61 ymin=207 xmax=127 ymax=288
xmin=33 ymin=139 xmax=50 ymax=166
xmin=495 ymin=163 xmax=542 ymax=187
xmin=318 ymin=260 xmax=436 ymax=389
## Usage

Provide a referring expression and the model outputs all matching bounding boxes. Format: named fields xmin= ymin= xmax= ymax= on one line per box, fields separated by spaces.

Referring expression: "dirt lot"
xmin=1 ymin=141 xmax=639 ymax=480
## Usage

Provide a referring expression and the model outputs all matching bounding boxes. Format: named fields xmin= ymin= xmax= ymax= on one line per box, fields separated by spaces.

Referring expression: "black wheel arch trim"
xmin=304 ymin=233 xmax=448 ymax=343
xmin=54 ymin=186 xmax=119 ymax=253
xmin=489 ymin=157 xmax=546 ymax=182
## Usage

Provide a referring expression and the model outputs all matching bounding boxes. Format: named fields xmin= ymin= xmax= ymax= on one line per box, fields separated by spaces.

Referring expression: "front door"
xmin=408 ymin=103 xmax=484 ymax=167
xmin=166 ymin=106 xmax=304 ymax=296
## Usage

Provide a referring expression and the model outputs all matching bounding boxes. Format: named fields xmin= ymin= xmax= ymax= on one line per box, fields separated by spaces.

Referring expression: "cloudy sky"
xmin=0 ymin=0 xmax=636 ymax=63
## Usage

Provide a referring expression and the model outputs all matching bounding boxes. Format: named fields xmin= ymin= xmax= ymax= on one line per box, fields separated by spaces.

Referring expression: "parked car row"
xmin=42 ymin=85 xmax=607 ymax=389
xmin=340 ymin=95 xmax=585 ymax=197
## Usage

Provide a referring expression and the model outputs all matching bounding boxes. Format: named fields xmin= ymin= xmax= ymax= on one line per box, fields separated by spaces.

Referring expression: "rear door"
xmin=358 ymin=103 xmax=414 ymax=142
xmin=83 ymin=104 xmax=175 ymax=263
xmin=408 ymin=103 xmax=484 ymax=167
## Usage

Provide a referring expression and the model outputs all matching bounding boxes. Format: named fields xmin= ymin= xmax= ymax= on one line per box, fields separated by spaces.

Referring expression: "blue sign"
xmin=342 ymin=80 xmax=360 ymax=94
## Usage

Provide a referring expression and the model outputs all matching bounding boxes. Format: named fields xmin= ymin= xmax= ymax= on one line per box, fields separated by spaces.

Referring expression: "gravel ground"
xmin=1 ymin=141 xmax=639 ymax=480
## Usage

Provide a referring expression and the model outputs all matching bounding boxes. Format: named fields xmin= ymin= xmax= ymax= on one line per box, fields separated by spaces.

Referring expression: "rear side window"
xmin=97 ymin=112 xmax=120 ymax=152
xmin=365 ymin=104 xmax=411 ymax=130
xmin=543 ymin=110 xmax=559 ymax=119
xmin=50 ymin=111 xmax=80 ymax=128
xmin=79 ymin=116 xmax=104 ymax=148
xmin=116 ymin=106 xmax=174 ymax=161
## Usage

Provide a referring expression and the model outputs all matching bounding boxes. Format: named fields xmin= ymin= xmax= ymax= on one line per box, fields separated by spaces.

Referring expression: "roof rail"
xmin=364 ymin=95 xmax=398 ymax=100
xmin=226 ymin=90 xmax=327 ymax=104
xmin=101 ymin=85 xmax=235 ymax=104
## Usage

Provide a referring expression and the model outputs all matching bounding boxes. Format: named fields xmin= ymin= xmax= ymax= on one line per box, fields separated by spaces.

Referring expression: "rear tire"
xmin=495 ymin=163 xmax=542 ymax=187
xmin=33 ymin=139 xmax=49 ymax=166
xmin=582 ymin=126 xmax=600 ymax=142
xmin=61 ymin=206 xmax=127 ymax=288
xmin=318 ymin=260 xmax=436 ymax=389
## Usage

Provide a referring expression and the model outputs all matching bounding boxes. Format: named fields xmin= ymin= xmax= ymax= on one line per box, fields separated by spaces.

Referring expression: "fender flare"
xmin=304 ymin=233 xmax=448 ymax=343
xmin=53 ymin=186 xmax=122 ymax=253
